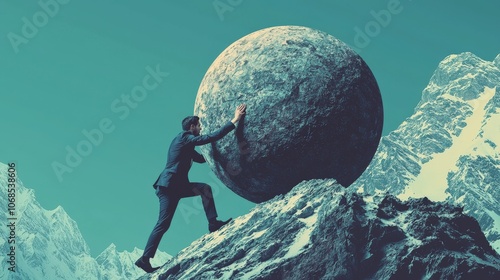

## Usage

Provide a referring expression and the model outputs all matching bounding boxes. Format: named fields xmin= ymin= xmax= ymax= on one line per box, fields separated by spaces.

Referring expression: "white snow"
xmin=424 ymin=82 xmax=439 ymax=94
xmin=484 ymin=208 xmax=500 ymax=233
xmin=490 ymin=239 xmax=500 ymax=255
xmin=441 ymin=92 xmax=465 ymax=103
xmin=249 ymin=229 xmax=267 ymax=240
xmin=474 ymin=106 xmax=500 ymax=157
xmin=484 ymin=208 xmax=500 ymax=253
xmin=284 ymin=211 xmax=317 ymax=259
xmin=441 ymin=54 xmax=458 ymax=65
xmin=356 ymin=185 xmax=365 ymax=194
xmin=363 ymin=195 xmax=374 ymax=204
xmin=399 ymin=87 xmax=496 ymax=202
xmin=281 ymin=194 xmax=302 ymax=213
xmin=455 ymin=194 xmax=466 ymax=205
xmin=238 ymin=198 xmax=321 ymax=280
xmin=458 ymin=72 xmax=479 ymax=81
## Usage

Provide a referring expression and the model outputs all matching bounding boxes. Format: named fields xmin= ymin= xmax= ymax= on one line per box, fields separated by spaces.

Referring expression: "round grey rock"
xmin=194 ymin=26 xmax=383 ymax=203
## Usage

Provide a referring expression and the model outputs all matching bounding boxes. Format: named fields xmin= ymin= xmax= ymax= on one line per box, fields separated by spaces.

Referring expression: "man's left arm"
xmin=192 ymin=150 xmax=206 ymax=163
xmin=184 ymin=121 xmax=235 ymax=146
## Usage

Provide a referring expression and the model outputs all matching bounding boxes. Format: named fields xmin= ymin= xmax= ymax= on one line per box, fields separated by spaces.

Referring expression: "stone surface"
xmin=194 ymin=26 xmax=383 ymax=203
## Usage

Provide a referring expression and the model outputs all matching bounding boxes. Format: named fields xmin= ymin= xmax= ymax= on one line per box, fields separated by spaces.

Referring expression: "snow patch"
xmin=284 ymin=212 xmax=317 ymax=259
xmin=460 ymin=72 xmax=479 ymax=80
xmin=455 ymin=194 xmax=466 ymax=205
xmin=441 ymin=93 xmax=465 ymax=103
xmin=399 ymin=87 xmax=496 ymax=201
xmin=484 ymin=208 xmax=500 ymax=254
xmin=441 ymin=54 xmax=458 ymax=65
xmin=238 ymin=205 xmax=319 ymax=279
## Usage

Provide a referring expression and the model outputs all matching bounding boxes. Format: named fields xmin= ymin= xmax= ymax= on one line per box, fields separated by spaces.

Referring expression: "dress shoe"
xmin=135 ymin=256 xmax=160 ymax=273
xmin=209 ymin=218 xmax=232 ymax=233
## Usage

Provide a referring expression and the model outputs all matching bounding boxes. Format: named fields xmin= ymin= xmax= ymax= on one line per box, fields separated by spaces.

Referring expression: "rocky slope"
xmin=140 ymin=179 xmax=500 ymax=279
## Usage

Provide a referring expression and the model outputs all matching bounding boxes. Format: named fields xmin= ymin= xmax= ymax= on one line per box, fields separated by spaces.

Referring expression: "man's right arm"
xmin=186 ymin=104 xmax=246 ymax=146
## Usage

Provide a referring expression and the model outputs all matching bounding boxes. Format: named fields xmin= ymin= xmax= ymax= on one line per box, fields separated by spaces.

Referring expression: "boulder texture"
xmin=194 ymin=26 xmax=383 ymax=203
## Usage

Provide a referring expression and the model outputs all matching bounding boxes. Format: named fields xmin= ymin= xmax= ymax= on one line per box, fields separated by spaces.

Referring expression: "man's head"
xmin=182 ymin=116 xmax=202 ymax=136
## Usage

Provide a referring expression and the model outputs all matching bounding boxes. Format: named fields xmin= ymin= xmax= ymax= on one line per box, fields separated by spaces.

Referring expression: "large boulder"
xmin=195 ymin=26 xmax=383 ymax=203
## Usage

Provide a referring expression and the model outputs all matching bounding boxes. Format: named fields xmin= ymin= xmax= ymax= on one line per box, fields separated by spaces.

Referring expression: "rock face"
xmin=353 ymin=52 xmax=500 ymax=253
xmin=140 ymin=179 xmax=500 ymax=280
xmin=195 ymin=26 xmax=383 ymax=203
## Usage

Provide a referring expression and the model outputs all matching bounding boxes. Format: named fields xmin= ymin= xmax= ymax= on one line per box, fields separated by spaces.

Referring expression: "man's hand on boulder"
xmin=232 ymin=104 xmax=247 ymax=124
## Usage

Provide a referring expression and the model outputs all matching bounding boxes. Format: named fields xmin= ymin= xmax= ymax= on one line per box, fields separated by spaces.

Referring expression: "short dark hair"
xmin=182 ymin=116 xmax=199 ymax=131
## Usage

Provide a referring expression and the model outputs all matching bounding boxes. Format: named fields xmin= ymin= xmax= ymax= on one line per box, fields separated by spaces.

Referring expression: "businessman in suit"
xmin=136 ymin=104 xmax=247 ymax=273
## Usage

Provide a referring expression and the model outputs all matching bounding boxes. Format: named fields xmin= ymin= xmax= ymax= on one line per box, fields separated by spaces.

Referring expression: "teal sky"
xmin=1 ymin=1 xmax=498 ymax=257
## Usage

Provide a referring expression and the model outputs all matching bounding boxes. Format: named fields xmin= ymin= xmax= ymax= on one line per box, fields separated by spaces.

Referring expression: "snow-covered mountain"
xmin=140 ymin=179 xmax=499 ymax=279
xmin=0 ymin=162 xmax=171 ymax=280
xmin=354 ymin=52 xmax=500 ymax=253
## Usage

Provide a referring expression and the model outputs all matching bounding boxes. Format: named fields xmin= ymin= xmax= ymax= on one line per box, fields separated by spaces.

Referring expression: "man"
xmin=135 ymin=104 xmax=247 ymax=273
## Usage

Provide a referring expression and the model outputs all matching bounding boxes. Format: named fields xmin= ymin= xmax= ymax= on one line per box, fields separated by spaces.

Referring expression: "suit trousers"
xmin=143 ymin=182 xmax=218 ymax=258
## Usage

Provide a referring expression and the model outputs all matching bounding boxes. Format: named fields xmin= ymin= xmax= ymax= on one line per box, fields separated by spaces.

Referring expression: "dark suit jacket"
xmin=153 ymin=121 xmax=235 ymax=189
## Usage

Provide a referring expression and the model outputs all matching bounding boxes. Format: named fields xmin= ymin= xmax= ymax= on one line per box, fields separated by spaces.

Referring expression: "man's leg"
xmin=180 ymin=182 xmax=218 ymax=221
xmin=179 ymin=183 xmax=231 ymax=232
xmin=143 ymin=187 xmax=179 ymax=259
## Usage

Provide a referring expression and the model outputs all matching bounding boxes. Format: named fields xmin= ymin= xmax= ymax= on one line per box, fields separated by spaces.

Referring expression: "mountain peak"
xmin=422 ymin=52 xmax=500 ymax=102
xmin=47 ymin=205 xmax=65 ymax=215
xmin=131 ymin=247 xmax=142 ymax=255
xmin=100 ymin=243 xmax=118 ymax=255
xmin=439 ymin=52 xmax=483 ymax=67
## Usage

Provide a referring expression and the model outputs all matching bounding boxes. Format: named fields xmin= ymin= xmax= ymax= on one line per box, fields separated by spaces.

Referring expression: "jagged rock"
xmin=139 ymin=179 xmax=500 ymax=280
xmin=194 ymin=25 xmax=383 ymax=203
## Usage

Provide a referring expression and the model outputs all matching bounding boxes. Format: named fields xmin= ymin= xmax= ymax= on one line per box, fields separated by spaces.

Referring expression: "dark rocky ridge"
xmin=194 ymin=26 xmax=383 ymax=203
xmin=139 ymin=179 xmax=500 ymax=279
